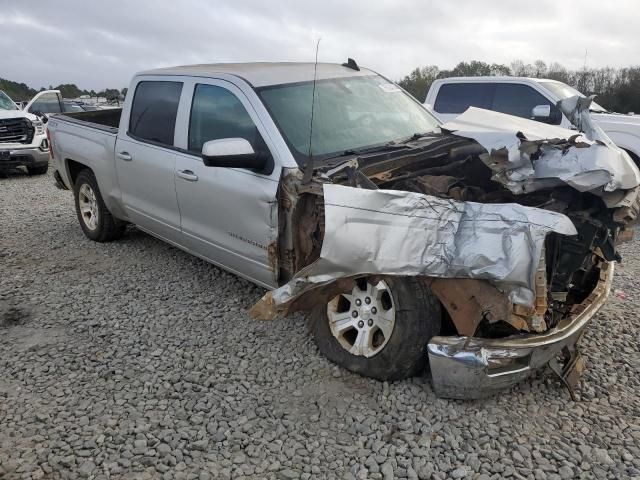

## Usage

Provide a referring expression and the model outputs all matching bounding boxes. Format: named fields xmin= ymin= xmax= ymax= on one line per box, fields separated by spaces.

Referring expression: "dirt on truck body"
xmin=253 ymin=98 xmax=640 ymax=399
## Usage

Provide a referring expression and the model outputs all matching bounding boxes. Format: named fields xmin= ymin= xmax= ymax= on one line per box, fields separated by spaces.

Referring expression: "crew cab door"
xmin=114 ymin=79 xmax=184 ymax=242
xmin=173 ymin=80 xmax=280 ymax=288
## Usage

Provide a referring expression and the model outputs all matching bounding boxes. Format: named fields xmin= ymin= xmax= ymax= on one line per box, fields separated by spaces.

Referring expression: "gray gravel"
xmin=1 ymin=169 xmax=640 ymax=480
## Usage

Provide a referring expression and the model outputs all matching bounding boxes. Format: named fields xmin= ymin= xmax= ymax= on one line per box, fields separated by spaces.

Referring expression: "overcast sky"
xmin=1 ymin=0 xmax=639 ymax=91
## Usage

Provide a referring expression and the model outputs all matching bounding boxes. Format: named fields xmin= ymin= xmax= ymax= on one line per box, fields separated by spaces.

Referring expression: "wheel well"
xmin=623 ymin=149 xmax=640 ymax=167
xmin=66 ymin=159 xmax=90 ymax=186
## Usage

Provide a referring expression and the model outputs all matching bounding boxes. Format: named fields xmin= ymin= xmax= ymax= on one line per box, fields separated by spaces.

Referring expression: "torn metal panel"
xmin=253 ymin=184 xmax=576 ymax=318
xmin=441 ymin=106 xmax=640 ymax=199
xmin=427 ymin=278 xmax=512 ymax=336
xmin=557 ymin=95 xmax=609 ymax=144
xmin=249 ymin=277 xmax=357 ymax=320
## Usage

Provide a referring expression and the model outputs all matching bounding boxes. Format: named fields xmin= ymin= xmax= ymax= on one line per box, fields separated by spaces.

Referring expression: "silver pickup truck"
xmin=49 ymin=62 xmax=640 ymax=399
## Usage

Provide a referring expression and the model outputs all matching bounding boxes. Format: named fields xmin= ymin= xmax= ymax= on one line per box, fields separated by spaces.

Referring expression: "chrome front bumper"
xmin=427 ymin=262 xmax=613 ymax=399
xmin=0 ymin=143 xmax=50 ymax=170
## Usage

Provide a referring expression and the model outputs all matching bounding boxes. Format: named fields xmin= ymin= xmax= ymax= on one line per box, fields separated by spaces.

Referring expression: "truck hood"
xmin=0 ymin=109 xmax=37 ymax=122
xmin=590 ymin=111 xmax=640 ymax=141
xmin=591 ymin=111 xmax=640 ymax=125
xmin=441 ymin=104 xmax=640 ymax=208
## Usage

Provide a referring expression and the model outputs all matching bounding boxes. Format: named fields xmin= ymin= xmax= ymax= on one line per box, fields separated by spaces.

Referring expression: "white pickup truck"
xmin=48 ymin=62 xmax=639 ymax=399
xmin=0 ymin=90 xmax=50 ymax=176
xmin=424 ymin=76 xmax=640 ymax=164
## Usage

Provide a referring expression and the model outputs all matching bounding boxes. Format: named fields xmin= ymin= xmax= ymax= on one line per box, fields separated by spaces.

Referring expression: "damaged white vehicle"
xmin=49 ymin=62 xmax=639 ymax=399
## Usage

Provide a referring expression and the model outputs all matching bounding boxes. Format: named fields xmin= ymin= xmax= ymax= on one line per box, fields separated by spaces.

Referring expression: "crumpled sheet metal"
xmin=255 ymin=184 xmax=576 ymax=317
xmin=558 ymin=95 xmax=609 ymax=145
xmin=440 ymin=105 xmax=640 ymax=199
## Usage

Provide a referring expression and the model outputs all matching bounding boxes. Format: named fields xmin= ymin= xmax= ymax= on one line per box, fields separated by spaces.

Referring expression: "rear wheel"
xmin=73 ymin=169 xmax=126 ymax=242
xmin=27 ymin=164 xmax=48 ymax=175
xmin=311 ymin=276 xmax=441 ymax=381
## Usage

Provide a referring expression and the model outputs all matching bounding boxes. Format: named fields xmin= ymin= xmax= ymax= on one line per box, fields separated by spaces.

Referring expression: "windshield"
xmin=258 ymin=75 xmax=440 ymax=164
xmin=539 ymin=80 xmax=608 ymax=113
xmin=0 ymin=91 xmax=18 ymax=110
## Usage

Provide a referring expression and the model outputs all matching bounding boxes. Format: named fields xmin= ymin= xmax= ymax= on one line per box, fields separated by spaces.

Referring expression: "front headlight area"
xmin=31 ymin=118 xmax=45 ymax=135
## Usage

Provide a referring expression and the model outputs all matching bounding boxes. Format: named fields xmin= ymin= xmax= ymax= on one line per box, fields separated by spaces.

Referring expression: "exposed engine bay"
xmin=253 ymin=102 xmax=640 ymax=343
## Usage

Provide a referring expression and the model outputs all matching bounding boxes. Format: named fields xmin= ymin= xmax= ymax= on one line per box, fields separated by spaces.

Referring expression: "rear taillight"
xmin=46 ymin=128 xmax=54 ymax=158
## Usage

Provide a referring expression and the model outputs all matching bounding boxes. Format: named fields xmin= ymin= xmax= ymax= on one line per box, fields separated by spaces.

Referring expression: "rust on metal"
xmin=427 ymin=278 xmax=512 ymax=336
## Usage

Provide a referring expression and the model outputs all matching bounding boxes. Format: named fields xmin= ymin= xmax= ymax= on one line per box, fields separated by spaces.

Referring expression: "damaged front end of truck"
xmin=252 ymin=97 xmax=640 ymax=399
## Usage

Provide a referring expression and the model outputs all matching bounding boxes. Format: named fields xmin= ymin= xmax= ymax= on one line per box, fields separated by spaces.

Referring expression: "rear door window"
xmin=433 ymin=83 xmax=493 ymax=113
xmin=129 ymin=81 xmax=183 ymax=146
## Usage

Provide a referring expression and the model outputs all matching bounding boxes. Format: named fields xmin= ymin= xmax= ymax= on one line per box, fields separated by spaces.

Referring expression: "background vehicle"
xmin=47 ymin=63 xmax=637 ymax=398
xmin=23 ymin=90 xmax=65 ymax=117
xmin=62 ymin=101 xmax=103 ymax=112
xmin=0 ymin=90 xmax=49 ymax=176
xmin=76 ymin=103 xmax=101 ymax=111
xmin=424 ymin=77 xmax=640 ymax=164
xmin=22 ymin=90 xmax=102 ymax=116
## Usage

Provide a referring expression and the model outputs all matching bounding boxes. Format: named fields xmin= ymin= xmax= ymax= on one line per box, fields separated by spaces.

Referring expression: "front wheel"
xmin=73 ymin=169 xmax=126 ymax=242
xmin=311 ymin=276 xmax=441 ymax=381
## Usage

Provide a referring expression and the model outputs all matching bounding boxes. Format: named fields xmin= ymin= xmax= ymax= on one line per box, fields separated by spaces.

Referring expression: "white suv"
xmin=0 ymin=90 xmax=50 ymax=176
xmin=425 ymin=77 xmax=640 ymax=164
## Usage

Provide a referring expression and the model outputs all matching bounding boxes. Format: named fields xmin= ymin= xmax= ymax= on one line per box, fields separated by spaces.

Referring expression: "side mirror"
xmin=201 ymin=138 xmax=271 ymax=173
xmin=531 ymin=104 xmax=551 ymax=119
xmin=31 ymin=111 xmax=48 ymax=123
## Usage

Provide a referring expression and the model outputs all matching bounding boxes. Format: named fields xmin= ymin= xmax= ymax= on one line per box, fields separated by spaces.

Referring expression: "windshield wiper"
xmin=324 ymin=142 xmax=411 ymax=160
xmin=396 ymin=131 xmax=434 ymax=144
xmin=320 ymin=132 xmax=439 ymax=163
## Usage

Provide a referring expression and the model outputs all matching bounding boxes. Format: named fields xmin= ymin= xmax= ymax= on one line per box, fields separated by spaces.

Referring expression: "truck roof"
xmin=138 ymin=62 xmax=376 ymax=88
xmin=433 ymin=76 xmax=559 ymax=84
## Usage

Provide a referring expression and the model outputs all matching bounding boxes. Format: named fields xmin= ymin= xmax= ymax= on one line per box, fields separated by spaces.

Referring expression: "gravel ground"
xmin=1 ymin=169 xmax=639 ymax=480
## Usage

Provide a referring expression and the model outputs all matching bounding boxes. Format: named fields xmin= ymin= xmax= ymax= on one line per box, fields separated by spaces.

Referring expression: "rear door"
xmin=114 ymin=79 xmax=185 ymax=242
xmin=173 ymin=79 xmax=281 ymax=287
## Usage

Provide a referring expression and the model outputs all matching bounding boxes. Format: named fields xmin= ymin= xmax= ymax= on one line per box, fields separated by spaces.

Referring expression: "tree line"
xmin=4 ymin=59 xmax=640 ymax=113
xmin=398 ymin=60 xmax=640 ymax=114
xmin=0 ymin=78 xmax=127 ymax=103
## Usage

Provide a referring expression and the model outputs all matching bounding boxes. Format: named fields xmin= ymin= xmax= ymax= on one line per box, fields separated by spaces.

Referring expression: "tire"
xmin=27 ymin=164 xmax=48 ymax=175
xmin=311 ymin=276 xmax=441 ymax=381
xmin=73 ymin=169 xmax=126 ymax=242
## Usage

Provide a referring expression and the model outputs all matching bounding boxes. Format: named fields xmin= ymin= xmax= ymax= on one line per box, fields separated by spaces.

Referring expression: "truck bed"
xmin=58 ymin=109 xmax=122 ymax=134
xmin=49 ymin=109 xmax=121 ymax=202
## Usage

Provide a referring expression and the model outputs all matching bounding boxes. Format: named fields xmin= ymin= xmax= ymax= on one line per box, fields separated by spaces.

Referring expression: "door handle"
xmin=177 ymin=169 xmax=198 ymax=182
xmin=117 ymin=151 xmax=132 ymax=161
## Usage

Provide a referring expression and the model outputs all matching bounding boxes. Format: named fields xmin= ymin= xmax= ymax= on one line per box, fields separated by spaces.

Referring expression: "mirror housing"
xmin=531 ymin=104 xmax=551 ymax=119
xmin=201 ymin=138 xmax=272 ymax=173
xmin=31 ymin=111 xmax=48 ymax=123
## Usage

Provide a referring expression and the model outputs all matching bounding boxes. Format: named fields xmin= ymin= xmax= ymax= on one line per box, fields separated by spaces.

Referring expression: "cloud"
xmin=1 ymin=0 xmax=639 ymax=90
